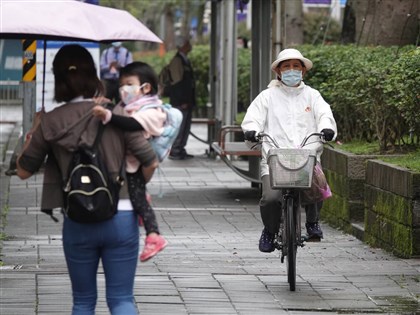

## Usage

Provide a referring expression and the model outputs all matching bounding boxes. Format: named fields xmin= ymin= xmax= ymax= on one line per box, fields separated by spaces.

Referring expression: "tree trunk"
xmin=284 ymin=0 xmax=304 ymax=46
xmin=195 ymin=2 xmax=206 ymax=43
xmin=163 ymin=4 xmax=175 ymax=51
xmin=181 ymin=1 xmax=191 ymax=37
xmin=341 ymin=1 xmax=356 ymax=43
xmin=344 ymin=0 xmax=419 ymax=46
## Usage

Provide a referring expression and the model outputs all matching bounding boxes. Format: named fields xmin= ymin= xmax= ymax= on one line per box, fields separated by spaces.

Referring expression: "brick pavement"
xmin=0 ymin=106 xmax=419 ymax=314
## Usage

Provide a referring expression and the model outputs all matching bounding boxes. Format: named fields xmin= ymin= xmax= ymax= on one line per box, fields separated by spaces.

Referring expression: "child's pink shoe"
xmin=146 ymin=192 xmax=152 ymax=204
xmin=140 ymin=234 xmax=168 ymax=262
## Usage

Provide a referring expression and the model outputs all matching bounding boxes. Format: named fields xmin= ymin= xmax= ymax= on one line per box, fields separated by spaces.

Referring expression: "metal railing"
xmin=0 ymin=80 xmax=22 ymax=105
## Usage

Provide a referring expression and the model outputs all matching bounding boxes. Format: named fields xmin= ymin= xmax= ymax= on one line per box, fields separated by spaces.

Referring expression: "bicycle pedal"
xmin=274 ymin=241 xmax=282 ymax=251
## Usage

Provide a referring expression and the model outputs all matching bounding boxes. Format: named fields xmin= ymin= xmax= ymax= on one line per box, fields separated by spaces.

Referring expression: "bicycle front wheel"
xmin=286 ymin=197 xmax=297 ymax=291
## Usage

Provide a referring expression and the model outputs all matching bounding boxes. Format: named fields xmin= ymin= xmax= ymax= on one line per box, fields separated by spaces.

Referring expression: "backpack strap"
xmin=92 ymin=122 xmax=105 ymax=149
xmin=139 ymin=103 xmax=161 ymax=111
xmin=93 ymin=122 xmax=125 ymax=186
xmin=92 ymin=102 xmax=115 ymax=149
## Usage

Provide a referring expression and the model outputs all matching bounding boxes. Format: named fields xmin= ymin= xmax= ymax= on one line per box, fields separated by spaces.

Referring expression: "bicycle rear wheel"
xmin=286 ymin=197 xmax=297 ymax=291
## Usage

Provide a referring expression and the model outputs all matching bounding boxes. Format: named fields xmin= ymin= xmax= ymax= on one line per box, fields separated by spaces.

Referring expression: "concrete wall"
xmin=321 ymin=147 xmax=420 ymax=258
xmin=321 ymin=147 xmax=382 ymax=236
xmin=365 ymin=160 xmax=420 ymax=258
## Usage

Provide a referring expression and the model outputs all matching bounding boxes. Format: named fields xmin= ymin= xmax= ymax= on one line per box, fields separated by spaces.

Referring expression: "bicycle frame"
xmin=259 ymin=132 xmax=324 ymax=291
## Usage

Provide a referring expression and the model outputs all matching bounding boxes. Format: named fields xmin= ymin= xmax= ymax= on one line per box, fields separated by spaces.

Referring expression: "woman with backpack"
xmin=16 ymin=44 xmax=159 ymax=315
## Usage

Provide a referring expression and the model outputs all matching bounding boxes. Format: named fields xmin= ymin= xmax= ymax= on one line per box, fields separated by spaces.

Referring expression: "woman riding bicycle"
xmin=241 ymin=48 xmax=337 ymax=253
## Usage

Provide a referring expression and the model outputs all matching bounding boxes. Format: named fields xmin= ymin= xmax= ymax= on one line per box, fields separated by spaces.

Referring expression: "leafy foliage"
xmin=237 ymin=48 xmax=252 ymax=112
xmin=140 ymin=45 xmax=251 ymax=110
xmin=139 ymin=44 xmax=419 ymax=152
xmin=303 ymin=45 xmax=419 ymax=152
xmin=385 ymin=49 xmax=420 ymax=146
xmin=190 ymin=45 xmax=210 ymax=107
xmin=303 ymin=12 xmax=342 ymax=45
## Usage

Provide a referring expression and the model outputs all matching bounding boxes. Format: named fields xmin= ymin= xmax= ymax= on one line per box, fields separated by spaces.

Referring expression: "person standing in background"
xmin=100 ymin=42 xmax=133 ymax=103
xmin=166 ymin=35 xmax=196 ymax=160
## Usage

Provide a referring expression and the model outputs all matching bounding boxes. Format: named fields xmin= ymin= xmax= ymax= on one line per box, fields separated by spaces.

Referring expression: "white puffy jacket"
xmin=241 ymin=80 xmax=337 ymax=177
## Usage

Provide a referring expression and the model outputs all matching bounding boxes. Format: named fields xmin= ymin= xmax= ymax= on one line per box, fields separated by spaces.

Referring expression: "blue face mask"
xmin=281 ymin=69 xmax=302 ymax=87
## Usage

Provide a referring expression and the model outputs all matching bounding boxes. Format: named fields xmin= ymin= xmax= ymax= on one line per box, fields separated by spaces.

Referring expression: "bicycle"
xmin=253 ymin=131 xmax=327 ymax=291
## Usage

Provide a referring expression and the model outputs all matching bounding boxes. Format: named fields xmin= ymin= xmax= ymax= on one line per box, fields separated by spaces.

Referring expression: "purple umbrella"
xmin=0 ymin=0 xmax=162 ymax=43
xmin=0 ymin=0 xmax=162 ymax=109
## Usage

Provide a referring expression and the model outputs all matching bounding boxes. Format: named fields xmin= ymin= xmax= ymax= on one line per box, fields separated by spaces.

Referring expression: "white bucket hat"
xmin=271 ymin=48 xmax=313 ymax=72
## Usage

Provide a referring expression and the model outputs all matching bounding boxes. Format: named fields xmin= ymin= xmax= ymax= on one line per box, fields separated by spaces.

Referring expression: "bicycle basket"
xmin=267 ymin=148 xmax=316 ymax=189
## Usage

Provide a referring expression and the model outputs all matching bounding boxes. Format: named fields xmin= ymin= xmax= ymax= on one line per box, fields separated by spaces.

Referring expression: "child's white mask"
xmin=119 ymin=83 xmax=147 ymax=105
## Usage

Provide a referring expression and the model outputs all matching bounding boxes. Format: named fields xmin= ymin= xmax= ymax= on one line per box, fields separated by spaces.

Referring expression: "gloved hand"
xmin=244 ymin=130 xmax=259 ymax=142
xmin=321 ymin=128 xmax=335 ymax=141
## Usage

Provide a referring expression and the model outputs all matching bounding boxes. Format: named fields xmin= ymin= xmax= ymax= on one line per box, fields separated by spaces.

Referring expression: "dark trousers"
xmin=260 ymin=175 xmax=323 ymax=234
xmin=126 ymin=170 xmax=159 ymax=235
xmin=103 ymin=79 xmax=120 ymax=103
xmin=170 ymin=105 xmax=193 ymax=157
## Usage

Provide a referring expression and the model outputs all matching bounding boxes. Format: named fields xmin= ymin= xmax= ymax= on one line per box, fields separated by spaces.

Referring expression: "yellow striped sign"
xmin=22 ymin=39 xmax=36 ymax=82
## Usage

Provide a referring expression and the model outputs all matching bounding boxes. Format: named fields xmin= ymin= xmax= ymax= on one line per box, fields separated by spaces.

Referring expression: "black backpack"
xmin=63 ymin=125 xmax=124 ymax=223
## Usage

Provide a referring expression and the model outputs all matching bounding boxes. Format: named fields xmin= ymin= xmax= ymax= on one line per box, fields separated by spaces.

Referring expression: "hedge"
xmin=301 ymin=45 xmax=419 ymax=152
xmin=138 ymin=45 xmax=419 ymax=152
xmin=138 ymin=46 xmax=251 ymax=111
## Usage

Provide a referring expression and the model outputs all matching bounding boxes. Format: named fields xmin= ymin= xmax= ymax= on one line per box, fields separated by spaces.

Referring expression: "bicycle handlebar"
xmin=300 ymin=132 xmax=325 ymax=148
xmin=256 ymin=132 xmax=330 ymax=149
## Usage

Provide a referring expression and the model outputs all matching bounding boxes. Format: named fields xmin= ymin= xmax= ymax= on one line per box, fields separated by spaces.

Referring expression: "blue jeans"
xmin=63 ymin=210 xmax=139 ymax=315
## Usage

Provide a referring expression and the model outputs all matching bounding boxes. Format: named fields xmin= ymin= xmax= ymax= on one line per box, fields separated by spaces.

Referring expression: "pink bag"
xmin=301 ymin=163 xmax=332 ymax=205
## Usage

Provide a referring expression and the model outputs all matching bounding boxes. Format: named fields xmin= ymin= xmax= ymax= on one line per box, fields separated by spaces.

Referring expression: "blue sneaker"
xmin=305 ymin=222 xmax=323 ymax=241
xmin=259 ymin=228 xmax=275 ymax=252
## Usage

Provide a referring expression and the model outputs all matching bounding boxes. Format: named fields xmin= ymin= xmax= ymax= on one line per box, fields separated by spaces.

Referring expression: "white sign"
xmin=36 ymin=41 xmax=100 ymax=112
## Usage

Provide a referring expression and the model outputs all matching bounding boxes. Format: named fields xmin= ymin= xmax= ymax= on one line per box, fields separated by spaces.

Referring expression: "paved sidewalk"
xmin=0 ymin=105 xmax=419 ymax=315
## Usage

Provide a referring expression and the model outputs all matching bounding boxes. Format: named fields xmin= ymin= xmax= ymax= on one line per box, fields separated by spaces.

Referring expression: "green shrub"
xmin=385 ymin=48 xmax=420 ymax=147
xmin=303 ymin=12 xmax=342 ymax=45
xmin=303 ymin=45 xmax=418 ymax=152
xmin=136 ymin=51 xmax=174 ymax=75
xmin=237 ymin=48 xmax=252 ymax=112
xmin=139 ymin=45 xmax=251 ymax=112
xmin=190 ymin=45 xmax=210 ymax=108
xmin=138 ymin=45 xmax=210 ymax=108
xmin=139 ymin=44 xmax=419 ymax=152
